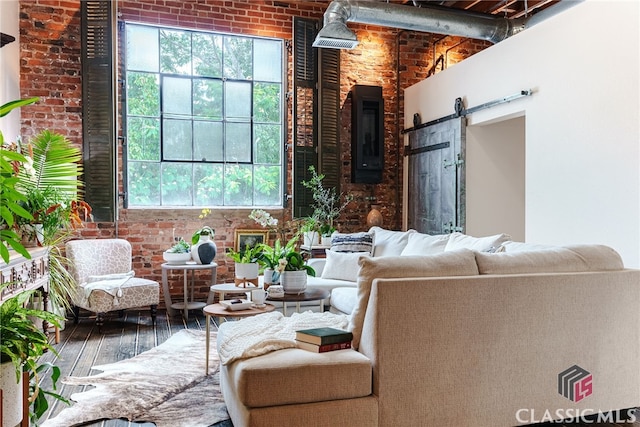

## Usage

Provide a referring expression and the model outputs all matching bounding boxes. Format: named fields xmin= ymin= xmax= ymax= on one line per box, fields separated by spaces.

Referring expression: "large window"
xmin=124 ymin=23 xmax=284 ymax=207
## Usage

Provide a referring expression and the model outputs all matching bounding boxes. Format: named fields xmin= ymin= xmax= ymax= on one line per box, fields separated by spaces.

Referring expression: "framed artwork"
xmin=234 ymin=229 xmax=268 ymax=252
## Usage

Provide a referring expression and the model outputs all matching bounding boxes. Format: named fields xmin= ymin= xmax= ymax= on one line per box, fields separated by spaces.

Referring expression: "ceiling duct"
xmin=313 ymin=0 xmax=526 ymax=49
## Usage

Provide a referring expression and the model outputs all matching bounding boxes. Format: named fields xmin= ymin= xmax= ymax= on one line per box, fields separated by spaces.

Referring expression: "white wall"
xmin=0 ymin=0 xmax=21 ymax=142
xmin=405 ymin=0 xmax=640 ymax=267
xmin=466 ymin=116 xmax=525 ymax=241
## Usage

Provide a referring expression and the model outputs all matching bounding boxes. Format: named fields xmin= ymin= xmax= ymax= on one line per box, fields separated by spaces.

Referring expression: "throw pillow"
xmin=400 ymin=232 xmax=449 ymax=256
xmin=349 ymin=249 xmax=479 ymax=350
xmin=444 ymin=232 xmax=512 ymax=252
xmin=331 ymin=231 xmax=374 ymax=254
xmin=321 ymin=250 xmax=370 ymax=282
xmin=368 ymin=226 xmax=416 ymax=257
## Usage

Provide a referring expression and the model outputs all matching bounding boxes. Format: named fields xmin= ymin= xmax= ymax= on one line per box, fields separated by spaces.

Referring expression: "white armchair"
xmin=65 ymin=239 xmax=159 ymax=329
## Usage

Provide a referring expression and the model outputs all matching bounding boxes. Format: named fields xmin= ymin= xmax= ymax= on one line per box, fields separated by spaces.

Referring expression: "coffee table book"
xmin=295 ymin=327 xmax=353 ymax=345
xmin=296 ymin=340 xmax=352 ymax=353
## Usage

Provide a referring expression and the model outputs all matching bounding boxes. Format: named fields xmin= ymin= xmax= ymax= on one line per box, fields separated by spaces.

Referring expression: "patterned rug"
xmin=42 ymin=329 xmax=231 ymax=427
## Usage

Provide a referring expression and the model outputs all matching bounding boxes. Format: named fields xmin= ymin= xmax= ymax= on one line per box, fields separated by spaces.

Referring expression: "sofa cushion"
xmin=368 ymin=226 xmax=415 ymax=257
xmin=400 ymin=233 xmax=449 ymax=256
xmin=475 ymin=244 xmax=624 ymax=275
xmin=330 ymin=287 xmax=358 ymax=315
xmin=331 ymin=231 xmax=374 ymax=254
xmin=321 ymin=250 xmax=370 ymax=282
xmin=444 ymin=232 xmax=511 ymax=252
xmin=223 ymin=347 xmax=372 ymax=407
xmin=349 ymin=249 xmax=480 ymax=349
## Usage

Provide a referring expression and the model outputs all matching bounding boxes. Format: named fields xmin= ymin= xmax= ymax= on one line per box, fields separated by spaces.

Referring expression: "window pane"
xmin=194 ymin=121 xmax=223 ymax=161
xmin=193 ymin=33 xmax=222 ymax=77
xmin=127 ymin=25 xmax=158 ymax=72
xmin=193 ymin=79 xmax=222 ymax=119
xmin=225 ymin=81 xmax=251 ymax=119
xmin=225 ymin=123 xmax=251 ymax=162
xmin=161 ymin=162 xmax=193 ymax=205
xmin=254 ymin=165 xmax=281 ymax=205
xmin=127 ymin=72 xmax=159 ymax=116
xmin=223 ymin=36 xmax=252 ymax=79
xmin=125 ymin=24 xmax=284 ymax=208
xmin=128 ymin=161 xmax=161 ymax=206
xmin=160 ymin=29 xmax=192 ymax=74
xmin=254 ymin=124 xmax=280 ymax=164
xmin=224 ymin=164 xmax=253 ymax=206
xmin=128 ymin=117 xmax=160 ymax=161
xmin=253 ymin=83 xmax=280 ymax=123
xmin=194 ymin=163 xmax=224 ymax=205
xmin=253 ymin=39 xmax=281 ymax=82
xmin=163 ymin=119 xmax=192 ymax=160
xmin=163 ymin=77 xmax=192 ymax=116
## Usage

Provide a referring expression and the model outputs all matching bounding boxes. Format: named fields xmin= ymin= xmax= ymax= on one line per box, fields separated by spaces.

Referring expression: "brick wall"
xmin=18 ymin=0 xmax=489 ymax=304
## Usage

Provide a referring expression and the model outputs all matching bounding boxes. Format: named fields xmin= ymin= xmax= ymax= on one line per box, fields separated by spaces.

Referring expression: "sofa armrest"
xmin=306 ymin=257 xmax=326 ymax=277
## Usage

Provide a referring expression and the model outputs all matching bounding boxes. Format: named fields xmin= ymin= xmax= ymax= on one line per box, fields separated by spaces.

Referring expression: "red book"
xmin=296 ymin=340 xmax=352 ymax=353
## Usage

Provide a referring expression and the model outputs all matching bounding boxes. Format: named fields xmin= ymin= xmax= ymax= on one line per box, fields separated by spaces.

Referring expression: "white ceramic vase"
xmin=280 ymin=270 xmax=307 ymax=294
xmin=163 ymin=251 xmax=191 ymax=265
xmin=263 ymin=268 xmax=280 ymax=285
xmin=1 ymin=361 xmax=23 ymax=427
xmin=191 ymin=235 xmax=217 ymax=264
xmin=303 ymin=231 xmax=319 ymax=247
xmin=235 ymin=262 xmax=259 ymax=280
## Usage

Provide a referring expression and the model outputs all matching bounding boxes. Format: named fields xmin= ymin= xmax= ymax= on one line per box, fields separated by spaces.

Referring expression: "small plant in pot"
xmin=227 ymin=244 xmax=263 ymax=286
xmin=163 ymin=239 xmax=191 ymax=264
xmin=276 ymin=245 xmax=316 ymax=294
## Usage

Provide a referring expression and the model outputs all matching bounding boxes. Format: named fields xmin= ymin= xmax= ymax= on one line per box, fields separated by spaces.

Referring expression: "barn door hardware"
xmin=442 ymin=221 xmax=463 ymax=234
xmin=402 ymin=89 xmax=533 ymax=134
xmin=443 ymin=153 xmax=464 ymax=169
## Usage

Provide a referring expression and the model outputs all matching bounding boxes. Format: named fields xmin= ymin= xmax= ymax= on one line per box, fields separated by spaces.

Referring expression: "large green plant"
xmin=0 ymin=97 xmax=39 ymax=263
xmin=0 ymin=285 xmax=68 ymax=422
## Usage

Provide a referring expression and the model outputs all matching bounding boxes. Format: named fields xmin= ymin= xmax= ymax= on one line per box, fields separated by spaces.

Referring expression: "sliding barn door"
xmin=407 ymin=118 xmax=466 ymax=235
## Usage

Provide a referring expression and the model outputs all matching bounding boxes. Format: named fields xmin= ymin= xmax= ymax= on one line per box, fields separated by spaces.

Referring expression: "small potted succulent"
xmin=163 ymin=239 xmax=191 ymax=264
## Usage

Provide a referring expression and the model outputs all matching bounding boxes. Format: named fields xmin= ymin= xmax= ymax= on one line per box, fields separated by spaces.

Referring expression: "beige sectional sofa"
xmin=218 ymin=230 xmax=640 ymax=427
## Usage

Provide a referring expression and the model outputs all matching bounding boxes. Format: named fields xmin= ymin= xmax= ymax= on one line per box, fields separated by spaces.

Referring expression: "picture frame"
xmin=234 ymin=229 xmax=269 ymax=252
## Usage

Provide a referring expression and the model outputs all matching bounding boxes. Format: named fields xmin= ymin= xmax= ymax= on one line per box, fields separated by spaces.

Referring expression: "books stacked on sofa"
xmin=295 ymin=327 xmax=353 ymax=353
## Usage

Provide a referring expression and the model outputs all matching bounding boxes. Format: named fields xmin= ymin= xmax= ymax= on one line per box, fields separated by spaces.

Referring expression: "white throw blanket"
xmin=217 ymin=310 xmax=350 ymax=365
xmin=82 ymin=271 xmax=135 ymax=306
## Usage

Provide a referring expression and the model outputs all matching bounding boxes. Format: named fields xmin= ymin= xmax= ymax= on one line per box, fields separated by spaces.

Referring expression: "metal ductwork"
xmin=313 ymin=0 xmax=526 ymax=49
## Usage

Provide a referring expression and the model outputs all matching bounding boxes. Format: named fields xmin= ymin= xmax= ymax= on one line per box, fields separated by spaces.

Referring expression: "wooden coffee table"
xmin=266 ymin=288 xmax=330 ymax=316
xmin=203 ymin=303 xmax=275 ymax=375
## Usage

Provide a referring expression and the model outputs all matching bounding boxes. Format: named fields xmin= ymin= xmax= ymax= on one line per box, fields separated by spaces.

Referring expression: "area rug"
xmin=42 ymin=329 xmax=230 ymax=427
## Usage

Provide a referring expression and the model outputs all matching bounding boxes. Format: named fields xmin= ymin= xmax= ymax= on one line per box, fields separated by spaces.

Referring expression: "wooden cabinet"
xmin=0 ymin=247 xmax=49 ymax=302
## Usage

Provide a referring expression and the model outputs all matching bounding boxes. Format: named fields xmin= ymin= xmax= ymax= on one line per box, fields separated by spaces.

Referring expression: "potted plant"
xmin=0 ymin=97 xmax=39 ymax=263
xmin=300 ymin=217 xmax=320 ymax=247
xmin=276 ymin=244 xmax=316 ymax=294
xmin=163 ymin=238 xmax=191 ymax=264
xmin=0 ymin=285 xmax=68 ymax=426
xmin=227 ymin=243 xmax=262 ymax=285
xmin=256 ymin=237 xmax=298 ymax=286
xmin=301 ymin=166 xmax=353 ymax=244
xmin=191 ymin=226 xmax=217 ymax=264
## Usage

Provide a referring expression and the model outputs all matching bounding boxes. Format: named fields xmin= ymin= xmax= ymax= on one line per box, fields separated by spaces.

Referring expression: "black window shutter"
xmin=292 ymin=17 xmax=318 ymax=218
xmin=81 ymin=1 xmax=115 ymax=222
xmin=317 ymin=48 xmax=340 ymax=191
xmin=292 ymin=17 xmax=341 ymax=218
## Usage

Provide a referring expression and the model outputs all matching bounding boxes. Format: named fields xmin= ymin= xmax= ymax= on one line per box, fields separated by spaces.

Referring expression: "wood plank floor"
xmin=37 ymin=307 xmax=228 ymax=427
xmin=36 ymin=308 xmax=639 ymax=427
